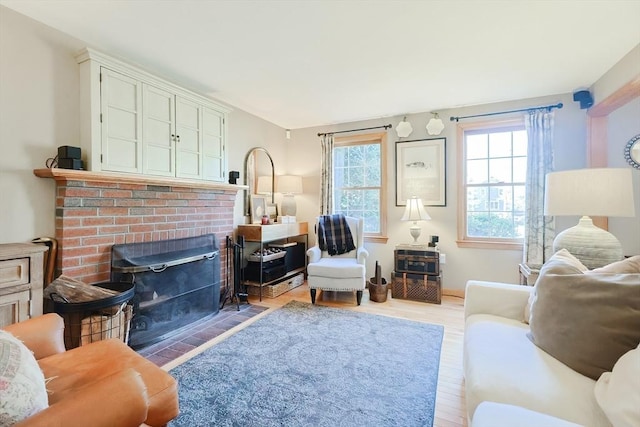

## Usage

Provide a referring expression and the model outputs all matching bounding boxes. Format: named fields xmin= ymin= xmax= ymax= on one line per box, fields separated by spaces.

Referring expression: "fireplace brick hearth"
xmin=35 ymin=168 xmax=245 ymax=287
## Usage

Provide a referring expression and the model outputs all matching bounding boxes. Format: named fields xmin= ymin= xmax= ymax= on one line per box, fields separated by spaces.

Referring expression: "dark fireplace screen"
xmin=111 ymin=234 xmax=220 ymax=349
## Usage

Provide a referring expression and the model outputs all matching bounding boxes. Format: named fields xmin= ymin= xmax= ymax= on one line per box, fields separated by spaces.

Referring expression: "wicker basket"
xmin=367 ymin=279 xmax=388 ymax=303
xmin=391 ymin=271 xmax=441 ymax=304
xmin=247 ymin=273 xmax=304 ymax=298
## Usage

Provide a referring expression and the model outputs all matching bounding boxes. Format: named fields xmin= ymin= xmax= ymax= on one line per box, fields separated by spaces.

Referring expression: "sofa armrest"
xmin=307 ymin=246 xmax=321 ymax=263
xmin=464 ymin=281 xmax=532 ymax=322
xmin=357 ymin=247 xmax=369 ymax=265
xmin=2 ymin=313 xmax=66 ymax=360
xmin=15 ymin=368 xmax=149 ymax=427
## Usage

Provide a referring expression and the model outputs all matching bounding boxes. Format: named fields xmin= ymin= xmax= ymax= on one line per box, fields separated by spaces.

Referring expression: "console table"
xmin=0 ymin=243 xmax=48 ymax=327
xmin=236 ymin=222 xmax=308 ymax=301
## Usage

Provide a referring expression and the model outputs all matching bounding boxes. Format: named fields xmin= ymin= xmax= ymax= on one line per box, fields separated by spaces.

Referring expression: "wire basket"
xmin=44 ymin=282 xmax=135 ymax=350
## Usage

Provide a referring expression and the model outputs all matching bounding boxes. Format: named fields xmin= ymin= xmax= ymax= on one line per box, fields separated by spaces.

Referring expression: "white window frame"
xmin=456 ymin=118 xmax=526 ymax=250
xmin=333 ymin=132 xmax=388 ymax=243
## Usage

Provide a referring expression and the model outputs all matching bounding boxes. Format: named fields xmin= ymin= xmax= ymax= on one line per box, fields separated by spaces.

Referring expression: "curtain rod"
xmin=449 ymin=102 xmax=563 ymax=122
xmin=317 ymin=124 xmax=392 ymax=137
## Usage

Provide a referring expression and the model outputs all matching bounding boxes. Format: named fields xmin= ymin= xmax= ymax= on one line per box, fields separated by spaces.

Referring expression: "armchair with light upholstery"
xmin=306 ymin=216 xmax=369 ymax=305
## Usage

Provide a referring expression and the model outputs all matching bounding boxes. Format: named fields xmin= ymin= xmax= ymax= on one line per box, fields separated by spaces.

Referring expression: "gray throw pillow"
xmin=523 ymin=249 xmax=587 ymax=323
xmin=528 ymin=271 xmax=640 ymax=380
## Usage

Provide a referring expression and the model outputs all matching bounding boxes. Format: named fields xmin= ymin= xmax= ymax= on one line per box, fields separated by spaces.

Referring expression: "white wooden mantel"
xmin=34 ymin=168 xmax=248 ymax=191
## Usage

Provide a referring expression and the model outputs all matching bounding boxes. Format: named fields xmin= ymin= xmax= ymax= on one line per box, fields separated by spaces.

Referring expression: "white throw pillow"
xmin=588 ymin=255 xmax=640 ymax=274
xmin=0 ymin=330 xmax=49 ymax=424
xmin=594 ymin=344 xmax=640 ymax=427
xmin=548 ymin=248 xmax=589 ymax=272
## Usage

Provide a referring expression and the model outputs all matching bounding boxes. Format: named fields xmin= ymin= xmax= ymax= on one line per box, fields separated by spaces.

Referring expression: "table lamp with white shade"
xmin=401 ymin=196 xmax=431 ymax=244
xmin=256 ymin=175 xmax=273 ymax=196
xmin=544 ymin=168 xmax=636 ymax=269
xmin=277 ymin=175 xmax=303 ymax=216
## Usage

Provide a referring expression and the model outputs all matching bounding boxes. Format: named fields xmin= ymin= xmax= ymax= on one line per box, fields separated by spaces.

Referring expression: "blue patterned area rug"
xmin=169 ymin=300 xmax=444 ymax=427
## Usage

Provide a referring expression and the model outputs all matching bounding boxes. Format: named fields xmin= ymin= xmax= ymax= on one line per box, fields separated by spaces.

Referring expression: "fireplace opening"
xmin=111 ymin=234 xmax=221 ymax=349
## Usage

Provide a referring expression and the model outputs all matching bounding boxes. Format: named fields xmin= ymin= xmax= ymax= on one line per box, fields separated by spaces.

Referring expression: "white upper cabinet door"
xmin=100 ymin=68 xmax=142 ymax=173
xmin=143 ymin=84 xmax=175 ymax=177
xmin=175 ymin=97 xmax=202 ymax=179
xmin=202 ymin=107 xmax=225 ymax=182
xmin=78 ymin=49 xmax=229 ymax=180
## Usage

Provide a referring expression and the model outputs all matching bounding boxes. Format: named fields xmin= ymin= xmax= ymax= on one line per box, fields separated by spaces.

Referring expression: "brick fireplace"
xmin=34 ymin=168 xmax=245 ymax=288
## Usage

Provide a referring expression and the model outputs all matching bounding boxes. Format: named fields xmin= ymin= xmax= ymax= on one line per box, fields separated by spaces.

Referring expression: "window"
xmin=333 ymin=132 xmax=387 ymax=242
xmin=457 ymin=119 xmax=527 ymax=249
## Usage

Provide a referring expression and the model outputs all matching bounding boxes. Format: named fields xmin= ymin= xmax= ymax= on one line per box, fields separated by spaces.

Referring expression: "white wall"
xmin=2 ymin=5 xmax=637 ymax=291
xmin=288 ymin=94 xmax=589 ymax=290
xmin=607 ymin=98 xmax=640 ymax=256
xmin=287 ymin=46 xmax=640 ymax=292
xmin=0 ymin=6 xmax=286 ymax=244
xmin=591 ymin=44 xmax=639 ymax=104
xmin=591 ymin=44 xmax=640 ymax=256
xmin=0 ymin=6 xmax=83 ymax=243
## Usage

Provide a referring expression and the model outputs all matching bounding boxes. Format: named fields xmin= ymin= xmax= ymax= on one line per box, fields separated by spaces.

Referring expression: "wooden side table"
xmin=518 ymin=263 xmax=540 ymax=286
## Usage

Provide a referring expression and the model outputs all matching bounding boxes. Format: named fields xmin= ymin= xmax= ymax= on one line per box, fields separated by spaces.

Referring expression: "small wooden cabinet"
xmin=0 ymin=243 xmax=48 ymax=327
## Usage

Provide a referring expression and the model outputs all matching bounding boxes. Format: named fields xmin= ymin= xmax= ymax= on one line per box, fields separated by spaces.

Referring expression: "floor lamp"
xmin=544 ymin=168 xmax=635 ymax=269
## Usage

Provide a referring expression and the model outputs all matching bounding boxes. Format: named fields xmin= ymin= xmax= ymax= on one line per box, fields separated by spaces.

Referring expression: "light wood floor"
xmin=248 ymin=284 xmax=468 ymax=427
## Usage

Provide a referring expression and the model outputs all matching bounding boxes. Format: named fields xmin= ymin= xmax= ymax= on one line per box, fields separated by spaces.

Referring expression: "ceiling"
xmin=2 ymin=1 xmax=639 ymax=130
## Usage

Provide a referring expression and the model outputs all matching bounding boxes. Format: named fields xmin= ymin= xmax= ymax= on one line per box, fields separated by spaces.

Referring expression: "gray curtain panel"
xmin=523 ymin=110 xmax=556 ymax=267
xmin=320 ymin=134 xmax=334 ymax=215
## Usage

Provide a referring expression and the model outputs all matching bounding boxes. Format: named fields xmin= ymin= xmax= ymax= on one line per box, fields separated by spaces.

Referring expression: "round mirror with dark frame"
xmin=624 ymin=134 xmax=640 ymax=170
xmin=244 ymin=147 xmax=275 ymax=218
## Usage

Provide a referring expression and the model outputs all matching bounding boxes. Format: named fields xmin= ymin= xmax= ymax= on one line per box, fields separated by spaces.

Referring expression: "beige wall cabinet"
xmin=0 ymin=243 xmax=48 ymax=327
xmin=77 ymin=48 xmax=229 ymax=182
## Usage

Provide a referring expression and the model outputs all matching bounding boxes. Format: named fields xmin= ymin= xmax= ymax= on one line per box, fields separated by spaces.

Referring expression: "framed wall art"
xmin=250 ymin=195 xmax=267 ymax=224
xmin=395 ymin=138 xmax=446 ymax=206
xmin=266 ymin=202 xmax=278 ymax=222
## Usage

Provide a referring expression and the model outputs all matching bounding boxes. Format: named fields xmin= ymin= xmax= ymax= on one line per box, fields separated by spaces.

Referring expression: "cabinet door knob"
xmin=176 ymin=135 xmax=180 ymax=142
xmin=171 ymin=134 xmax=175 ymax=141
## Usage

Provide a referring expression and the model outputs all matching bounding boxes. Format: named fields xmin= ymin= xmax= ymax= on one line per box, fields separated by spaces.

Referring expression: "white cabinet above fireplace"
xmin=76 ymin=48 xmax=230 ymax=182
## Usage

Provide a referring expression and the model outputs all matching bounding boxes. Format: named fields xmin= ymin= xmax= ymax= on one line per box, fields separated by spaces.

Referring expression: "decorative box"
xmin=391 ymin=271 xmax=441 ymax=304
xmin=247 ymin=250 xmax=286 ymax=263
xmin=243 ymin=262 xmax=286 ymax=283
xmin=394 ymin=249 xmax=439 ymax=275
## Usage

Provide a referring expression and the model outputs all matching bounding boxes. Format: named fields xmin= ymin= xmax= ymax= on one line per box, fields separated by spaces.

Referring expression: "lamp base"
xmin=553 ymin=216 xmax=624 ymax=269
xmin=281 ymin=195 xmax=297 ymax=216
xmin=409 ymin=223 xmax=422 ymax=244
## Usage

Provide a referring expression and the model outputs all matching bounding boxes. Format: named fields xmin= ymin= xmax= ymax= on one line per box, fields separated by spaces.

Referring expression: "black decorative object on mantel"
xmin=228 ymin=170 xmax=240 ymax=184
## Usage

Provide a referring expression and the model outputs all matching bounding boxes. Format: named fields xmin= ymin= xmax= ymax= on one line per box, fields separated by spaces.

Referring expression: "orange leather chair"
xmin=3 ymin=313 xmax=179 ymax=427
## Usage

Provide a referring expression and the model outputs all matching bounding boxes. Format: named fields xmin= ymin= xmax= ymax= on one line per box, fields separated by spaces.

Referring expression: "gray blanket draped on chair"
xmin=318 ymin=214 xmax=356 ymax=256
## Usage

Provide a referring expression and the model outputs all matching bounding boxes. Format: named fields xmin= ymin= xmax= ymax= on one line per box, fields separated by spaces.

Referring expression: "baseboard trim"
xmin=442 ymin=288 xmax=465 ymax=299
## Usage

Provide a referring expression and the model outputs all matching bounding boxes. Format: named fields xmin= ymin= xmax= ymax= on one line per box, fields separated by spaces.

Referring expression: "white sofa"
xmin=463 ymin=280 xmax=611 ymax=427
